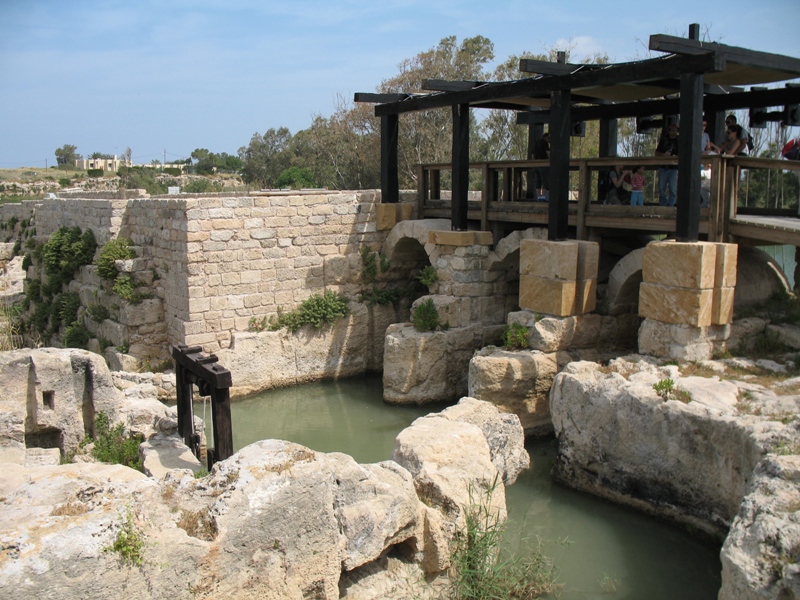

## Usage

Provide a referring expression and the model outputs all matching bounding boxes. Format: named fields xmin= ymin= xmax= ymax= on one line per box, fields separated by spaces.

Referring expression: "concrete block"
xmin=520 ymin=239 xmax=578 ymax=280
xmin=714 ymin=243 xmax=738 ymax=288
xmin=642 ymin=240 xmax=717 ymax=289
xmin=520 ymin=275 xmax=576 ymax=317
xmin=428 ymin=230 xmax=494 ymax=247
xmin=712 ymin=286 xmax=735 ymax=325
xmin=639 ymin=282 xmax=713 ymax=327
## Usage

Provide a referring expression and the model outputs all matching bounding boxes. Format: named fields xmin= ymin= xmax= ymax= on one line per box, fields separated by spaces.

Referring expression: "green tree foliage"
xmin=90 ymin=152 xmax=113 ymax=159
xmin=189 ymin=148 xmax=241 ymax=175
xmin=116 ymin=166 xmax=170 ymax=194
xmin=95 ymin=237 xmax=135 ymax=280
xmin=238 ymin=127 xmax=293 ymax=188
xmin=274 ymin=166 xmax=316 ymax=189
xmin=55 ymin=144 xmax=82 ymax=167
xmin=42 ymin=227 xmax=97 ymax=289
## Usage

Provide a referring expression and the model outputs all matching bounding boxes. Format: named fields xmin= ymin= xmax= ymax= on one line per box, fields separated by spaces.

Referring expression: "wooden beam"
xmin=354 ymin=92 xmax=411 ymax=103
xmin=423 ymin=79 xmax=483 ymax=92
xmin=649 ymin=34 xmax=800 ymax=76
xmin=675 ymin=72 xmax=704 ymax=242
xmin=549 ymin=89 xmax=571 ymax=241
xmin=519 ymin=59 xmax=578 ymax=75
xmin=381 ymin=114 xmax=399 ymax=204
xmin=375 ymin=53 xmax=724 ymax=116
xmin=451 ymin=104 xmax=470 ymax=231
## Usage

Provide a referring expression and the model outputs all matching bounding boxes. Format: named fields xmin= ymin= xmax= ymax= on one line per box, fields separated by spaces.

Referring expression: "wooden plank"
xmin=423 ymin=79 xmax=483 ymax=92
xmin=354 ymin=93 xmax=410 ymax=103
xmin=210 ymin=387 xmax=234 ymax=463
xmin=172 ymin=344 xmax=232 ymax=389
xmin=381 ymin=114 xmax=399 ymax=203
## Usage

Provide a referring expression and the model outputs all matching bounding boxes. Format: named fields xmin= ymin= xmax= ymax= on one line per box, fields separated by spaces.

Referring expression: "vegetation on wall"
xmin=412 ymin=298 xmax=447 ymax=332
xmin=90 ymin=412 xmax=144 ymax=471
xmin=249 ymin=291 xmax=349 ymax=333
xmin=95 ymin=237 xmax=135 ymax=280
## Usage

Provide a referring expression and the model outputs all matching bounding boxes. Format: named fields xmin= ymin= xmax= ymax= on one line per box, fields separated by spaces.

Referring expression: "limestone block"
xmin=712 ymin=286 xmax=735 ymax=325
xmin=639 ymin=282 xmax=713 ymax=327
xmin=576 ymin=240 xmax=600 ymax=280
xmin=397 ymin=202 xmax=414 ymax=222
xmin=427 ymin=230 xmax=493 ymax=247
xmin=323 ymin=255 xmax=350 ymax=285
xmin=520 ymin=239 xmax=578 ymax=280
xmin=575 ymin=278 xmax=597 ymax=314
xmin=714 ymin=243 xmax=738 ymax=288
xmin=383 ymin=324 xmax=448 ymax=404
xmin=468 ymin=348 xmax=560 ymax=437
xmin=520 ymin=275 xmax=576 ymax=317
xmin=375 ymin=203 xmax=397 ymax=231
xmin=528 ymin=316 xmax=575 ymax=352
xmin=642 ymin=240 xmax=717 ymax=289
xmin=119 ymin=297 xmax=163 ymax=326
xmin=140 ymin=434 xmax=203 ymax=478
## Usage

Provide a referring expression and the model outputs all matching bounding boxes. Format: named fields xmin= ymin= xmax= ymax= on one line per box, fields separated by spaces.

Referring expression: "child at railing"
xmin=630 ymin=166 xmax=645 ymax=206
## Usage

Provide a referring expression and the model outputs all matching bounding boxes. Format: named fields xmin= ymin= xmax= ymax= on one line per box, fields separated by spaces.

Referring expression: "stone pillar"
xmin=519 ymin=239 xmax=599 ymax=317
xmin=638 ymin=240 xmax=738 ymax=360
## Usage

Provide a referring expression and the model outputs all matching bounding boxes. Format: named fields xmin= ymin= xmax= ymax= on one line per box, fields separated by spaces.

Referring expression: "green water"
xmin=194 ymin=375 xmax=721 ymax=599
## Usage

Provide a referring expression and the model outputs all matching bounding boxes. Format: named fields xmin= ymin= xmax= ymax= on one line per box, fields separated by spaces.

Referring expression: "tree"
xmin=90 ymin=152 xmax=113 ymax=159
xmin=275 ymin=166 xmax=317 ymax=189
xmin=238 ymin=127 xmax=293 ymax=188
xmin=55 ymin=144 xmax=81 ymax=168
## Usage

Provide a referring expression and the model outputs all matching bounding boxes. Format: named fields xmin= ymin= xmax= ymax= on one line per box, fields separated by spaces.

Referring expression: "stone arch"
xmin=382 ymin=219 xmax=450 ymax=263
xmin=607 ymin=247 xmax=645 ymax=315
xmin=605 ymin=244 xmax=793 ymax=316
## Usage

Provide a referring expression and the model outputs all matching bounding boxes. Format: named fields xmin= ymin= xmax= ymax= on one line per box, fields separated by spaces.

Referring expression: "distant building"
xmin=74 ymin=155 xmax=131 ymax=171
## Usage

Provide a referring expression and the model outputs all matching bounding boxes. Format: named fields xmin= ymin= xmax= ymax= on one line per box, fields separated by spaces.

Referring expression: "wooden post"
xmin=210 ymin=387 xmax=233 ymax=465
xmin=381 ymin=114 xmax=399 ymax=204
xmin=577 ymin=159 xmax=590 ymax=240
xmin=549 ymin=88 xmax=571 ymax=240
xmin=527 ymin=121 xmax=545 ymax=199
xmin=451 ymin=103 xmax=470 ymax=231
xmin=481 ymin=163 xmax=490 ymax=231
xmin=598 ymin=118 xmax=618 ymax=202
xmin=416 ymin=164 xmax=426 ymax=218
xmin=676 ymin=70 xmax=704 ymax=242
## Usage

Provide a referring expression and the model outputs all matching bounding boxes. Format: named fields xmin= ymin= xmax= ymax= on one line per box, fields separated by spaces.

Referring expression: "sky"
xmin=1 ymin=0 xmax=798 ymax=169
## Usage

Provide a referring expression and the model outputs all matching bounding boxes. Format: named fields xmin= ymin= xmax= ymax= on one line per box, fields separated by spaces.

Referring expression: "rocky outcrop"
xmin=0 ymin=396 xmax=529 ymax=599
xmin=550 ymin=355 xmax=800 ymax=598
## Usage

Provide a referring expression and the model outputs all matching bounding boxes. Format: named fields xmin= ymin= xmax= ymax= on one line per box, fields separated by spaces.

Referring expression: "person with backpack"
xmin=655 ymin=122 xmax=679 ymax=206
xmin=722 ymin=124 xmax=748 ymax=156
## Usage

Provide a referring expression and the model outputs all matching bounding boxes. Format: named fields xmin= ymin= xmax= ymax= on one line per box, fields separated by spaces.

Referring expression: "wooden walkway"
xmin=417 ymin=155 xmax=800 ymax=247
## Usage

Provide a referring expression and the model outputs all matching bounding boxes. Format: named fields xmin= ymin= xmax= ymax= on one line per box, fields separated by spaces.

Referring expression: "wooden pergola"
xmin=356 ymin=25 xmax=800 ymax=244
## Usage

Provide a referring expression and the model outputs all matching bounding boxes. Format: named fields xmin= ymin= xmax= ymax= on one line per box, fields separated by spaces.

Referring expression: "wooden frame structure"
xmin=172 ymin=344 xmax=233 ymax=469
xmin=356 ymin=25 xmax=800 ymax=244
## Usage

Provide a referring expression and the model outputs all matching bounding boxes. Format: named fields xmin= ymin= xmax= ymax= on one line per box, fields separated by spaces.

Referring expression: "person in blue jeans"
xmin=655 ymin=123 xmax=679 ymax=206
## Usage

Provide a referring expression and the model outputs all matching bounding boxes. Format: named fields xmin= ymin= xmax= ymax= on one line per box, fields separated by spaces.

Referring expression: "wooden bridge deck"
xmin=417 ymin=155 xmax=800 ymax=247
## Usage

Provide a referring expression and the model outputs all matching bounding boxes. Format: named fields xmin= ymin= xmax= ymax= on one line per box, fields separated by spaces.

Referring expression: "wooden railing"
xmin=416 ymin=155 xmax=800 ymax=244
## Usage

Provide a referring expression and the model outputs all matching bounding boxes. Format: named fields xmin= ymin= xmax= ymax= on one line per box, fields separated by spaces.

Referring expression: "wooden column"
xmin=380 ymin=114 xmax=399 ymax=204
xmin=210 ymin=387 xmax=233 ymax=465
xmin=451 ymin=103 xmax=470 ymax=231
xmin=598 ymin=118 xmax=617 ymax=202
xmin=676 ymin=70 xmax=704 ymax=242
xmin=549 ymin=88 xmax=571 ymax=240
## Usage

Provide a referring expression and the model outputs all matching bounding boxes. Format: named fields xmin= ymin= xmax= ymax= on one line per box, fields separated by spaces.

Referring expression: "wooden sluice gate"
xmin=172 ymin=344 xmax=233 ymax=470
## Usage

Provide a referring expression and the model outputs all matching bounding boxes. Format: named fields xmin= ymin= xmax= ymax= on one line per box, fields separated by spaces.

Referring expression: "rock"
xmin=140 ymin=434 xmax=203 ymax=478
xmin=468 ymin=347 xmax=561 ymax=437
xmin=383 ymin=323 xmax=448 ymax=404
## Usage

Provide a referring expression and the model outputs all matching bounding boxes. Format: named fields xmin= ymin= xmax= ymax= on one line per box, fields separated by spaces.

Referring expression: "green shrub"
xmin=182 ymin=178 xmax=223 ymax=194
xmin=112 ymin=274 xmax=147 ymax=304
xmin=503 ymin=323 xmax=529 ymax=350
xmin=12 ymin=239 xmax=21 ymax=257
xmin=359 ymin=287 xmax=402 ymax=307
xmin=63 ymin=322 xmax=91 ymax=349
xmin=412 ymin=298 xmax=445 ymax=332
xmin=252 ymin=291 xmax=350 ymax=333
xmin=95 ymin=237 xmax=135 ymax=280
xmin=87 ymin=169 xmax=104 ymax=178
xmin=87 ymin=304 xmax=110 ymax=322
xmin=59 ymin=292 xmax=81 ymax=326
xmin=417 ymin=265 xmax=438 ymax=288
xmin=42 ymin=226 xmax=97 ymax=290
xmin=31 ymin=302 xmax=50 ymax=334
xmin=653 ymin=377 xmax=675 ymax=400
xmin=92 ymin=411 xmax=143 ymax=471
xmin=21 ymin=253 xmax=32 ymax=271
xmin=58 ymin=177 xmax=71 ymax=187
xmin=275 ymin=166 xmax=316 ymax=189
xmin=163 ymin=167 xmax=182 ymax=177
xmin=25 ymin=278 xmax=41 ymax=302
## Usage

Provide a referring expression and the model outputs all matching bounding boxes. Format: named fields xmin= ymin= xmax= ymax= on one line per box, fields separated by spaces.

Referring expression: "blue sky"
xmin=1 ymin=0 xmax=798 ymax=169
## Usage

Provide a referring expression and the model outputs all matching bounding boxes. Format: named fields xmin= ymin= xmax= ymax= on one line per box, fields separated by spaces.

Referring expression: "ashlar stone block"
xmin=714 ymin=243 xmax=738 ymax=288
xmin=575 ymin=278 xmax=597 ymax=315
xmin=642 ymin=240 xmax=717 ymax=289
xmin=375 ymin=204 xmax=397 ymax=231
xmin=712 ymin=286 xmax=736 ymax=325
xmin=575 ymin=241 xmax=600 ymax=281
xmin=520 ymin=275 xmax=576 ymax=317
xmin=520 ymin=239 xmax=578 ymax=280
xmin=639 ymin=281 xmax=713 ymax=327
xmin=428 ymin=230 xmax=493 ymax=247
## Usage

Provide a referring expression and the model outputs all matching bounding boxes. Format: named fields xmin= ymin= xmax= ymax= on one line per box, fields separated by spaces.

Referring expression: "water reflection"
xmin=194 ymin=375 xmax=721 ymax=599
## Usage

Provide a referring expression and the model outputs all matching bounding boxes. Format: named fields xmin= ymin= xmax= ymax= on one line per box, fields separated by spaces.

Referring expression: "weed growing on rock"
xmin=449 ymin=478 xmax=560 ymax=599
xmin=417 ymin=265 xmax=438 ymax=289
xmin=653 ymin=378 xmax=675 ymax=400
xmin=91 ymin=412 xmax=144 ymax=471
xmin=502 ymin=323 xmax=529 ymax=350
xmin=112 ymin=274 xmax=148 ymax=304
xmin=250 ymin=291 xmax=349 ymax=333
xmin=95 ymin=237 xmax=135 ymax=280
xmin=105 ymin=508 xmax=146 ymax=567
xmin=87 ymin=303 xmax=110 ymax=322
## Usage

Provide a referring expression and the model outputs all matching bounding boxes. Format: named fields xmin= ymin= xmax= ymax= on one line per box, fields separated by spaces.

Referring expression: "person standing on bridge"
xmin=532 ymin=131 xmax=550 ymax=201
xmin=655 ymin=122 xmax=679 ymax=206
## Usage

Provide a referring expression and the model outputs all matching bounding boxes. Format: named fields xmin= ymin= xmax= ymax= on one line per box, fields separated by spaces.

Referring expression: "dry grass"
xmin=51 ymin=501 xmax=89 ymax=516
xmin=176 ymin=509 xmax=218 ymax=541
